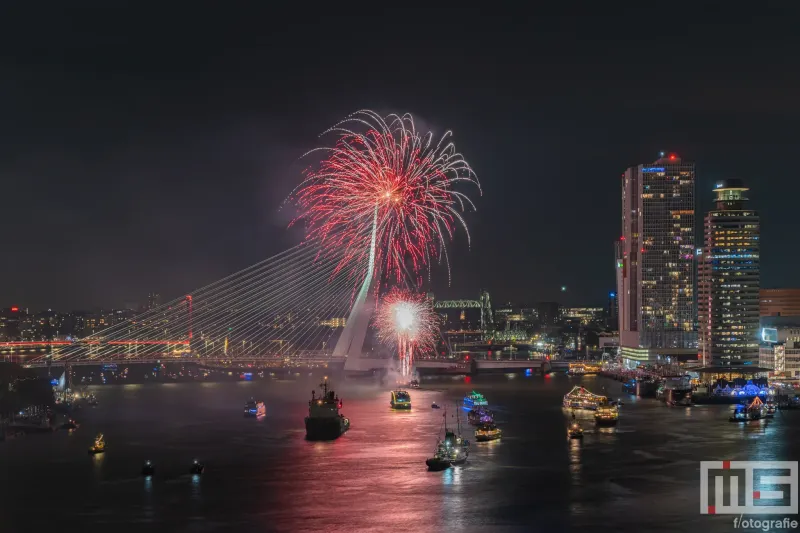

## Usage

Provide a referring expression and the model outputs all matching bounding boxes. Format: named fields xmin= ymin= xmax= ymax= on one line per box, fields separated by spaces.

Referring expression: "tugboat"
xmin=475 ymin=422 xmax=502 ymax=442
xmin=190 ymin=459 xmax=205 ymax=475
xmin=390 ymin=390 xmax=412 ymax=410
xmin=463 ymin=391 xmax=488 ymax=409
xmin=730 ymin=397 xmax=766 ymax=422
xmin=425 ymin=408 xmax=469 ymax=471
xmin=409 ymin=379 xmax=420 ymax=389
xmin=425 ymin=442 xmax=453 ymax=471
xmin=431 ymin=402 xmax=441 ymax=409
xmin=141 ymin=460 xmax=155 ymax=476
xmin=594 ymin=405 xmax=619 ymax=426
xmin=244 ymin=398 xmax=266 ymax=417
xmin=567 ymin=422 xmax=584 ymax=439
xmin=88 ymin=433 xmax=106 ymax=455
xmin=305 ymin=377 xmax=350 ymax=440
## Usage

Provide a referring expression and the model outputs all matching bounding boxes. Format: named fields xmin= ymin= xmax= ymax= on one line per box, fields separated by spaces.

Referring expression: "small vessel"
xmin=766 ymin=401 xmax=777 ymax=417
xmin=425 ymin=442 xmax=452 ymax=472
xmin=730 ymin=397 xmax=766 ymax=422
xmin=190 ymin=459 xmax=205 ymax=475
xmin=87 ymin=394 xmax=98 ymax=407
xmin=244 ymin=398 xmax=266 ymax=417
xmin=426 ymin=407 xmax=469 ymax=470
xmin=474 ymin=422 xmax=502 ymax=442
xmin=568 ymin=422 xmax=584 ymax=439
xmin=141 ymin=460 xmax=155 ymax=476
xmin=305 ymin=378 xmax=350 ymax=440
xmin=88 ymin=433 xmax=106 ymax=454
xmin=409 ymin=379 xmax=420 ymax=389
xmin=594 ymin=405 xmax=619 ymax=426
xmin=463 ymin=391 xmax=488 ymax=409
xmin=622 ymin=379 xmax=637 ymax=395
xmin=61 ymin=419 xmax=79 ymax=430
xmin=467 ymin=407 xmax=494 ymax=426
xmin=390 ymin=389 xmax=412 ymax=410
xmin=431 ymin=403 xmax=441 ymax=409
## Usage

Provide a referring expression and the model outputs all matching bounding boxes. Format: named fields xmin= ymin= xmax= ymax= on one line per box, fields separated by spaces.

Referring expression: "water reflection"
xmin=568 ymin=438 xmax=582 ymax=485
xmin=2 ymin=375 xmax=798 ymax=532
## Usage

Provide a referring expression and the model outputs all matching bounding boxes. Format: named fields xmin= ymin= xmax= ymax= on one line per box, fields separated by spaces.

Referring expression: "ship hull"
xmin=305 ymin=417 xmax=349 ymax=441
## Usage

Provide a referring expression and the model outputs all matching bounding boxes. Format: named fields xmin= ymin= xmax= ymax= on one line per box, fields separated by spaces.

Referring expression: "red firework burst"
xmin=374 ymin=288 xmax=439 ymax=360
xmin=289 ymin=110 xmax=480 ymax=285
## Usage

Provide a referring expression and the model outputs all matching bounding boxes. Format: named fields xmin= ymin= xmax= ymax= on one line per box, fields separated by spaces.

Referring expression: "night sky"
xmin=4 ymin=5 xmax=800 ymax=311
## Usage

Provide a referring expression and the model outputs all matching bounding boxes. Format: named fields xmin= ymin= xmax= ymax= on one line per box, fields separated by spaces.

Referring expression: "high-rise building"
xmin=760 ymin=288 xmax=800 ymax=317
xmin=607 ymin=291 xmax=619 ymax=331
xmin=617 ymin=153 xmax=697 ymax=366
xmin=698 ymin=179 xmax=760 ymax=367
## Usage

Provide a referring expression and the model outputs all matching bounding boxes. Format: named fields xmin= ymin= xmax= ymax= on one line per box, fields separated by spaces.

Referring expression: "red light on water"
xmin=464 ymin=376 xmax=472 ymax=384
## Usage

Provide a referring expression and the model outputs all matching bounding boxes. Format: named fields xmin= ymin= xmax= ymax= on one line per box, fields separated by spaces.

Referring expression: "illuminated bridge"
xmin=7 ymin=241 xmax=374 ymax=369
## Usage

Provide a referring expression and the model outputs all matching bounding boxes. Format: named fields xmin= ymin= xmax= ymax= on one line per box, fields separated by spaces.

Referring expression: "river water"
xmin=1 ymin=373 xmax=797 ymax=532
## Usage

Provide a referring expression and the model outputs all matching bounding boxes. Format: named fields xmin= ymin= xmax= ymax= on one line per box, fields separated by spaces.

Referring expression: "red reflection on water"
xmin=464 ymin=376 xmax=472 ymax=385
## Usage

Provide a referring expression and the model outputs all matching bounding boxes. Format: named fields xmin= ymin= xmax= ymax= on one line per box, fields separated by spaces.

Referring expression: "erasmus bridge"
xmin=6 ymin=110 xmax=483 ymax=375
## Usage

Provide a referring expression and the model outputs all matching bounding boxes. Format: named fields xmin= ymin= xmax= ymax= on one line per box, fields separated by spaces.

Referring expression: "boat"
xmin=60 ymin=419 xmax=79 ymax=430
xmin=563 ymin=386 xmax=607 ymax=411
xmin=88 ymin=433 xmax=106 ymax=455
xmin=766 ymin=401 xmax=777 ymax=417
xmin=190 ymin=459 xmax=205 ymax=475
xmin=409 ymin=379 xmax=420 ymax=389
xmin=390 ymin=390 xmax=412 ymax=410
xmin=594 ymin=405 xmax=619 ymax=426
xmin=622 ymin=379 xmax=637 ymax=395
xmin=431 ymin=403 xmax=441 ymax=409
xmin=463 ymin=391 xmax=488 ymax=409
xmin=425 ymin=442 xmax=453 ymax=471
xmin=474 ymin=422 xmax=502 ymax=442
xmin=730 ymin=397 xmax=766 ymax=422
xmin=467 ymin=407 xmax=494 ymax=426
xmin=426 ymin=407 xmax=469 ymax=470
xmin=305 ymin=378 xmax=350 ymax=440
xmin=141 ymin=460 xmax=155 ymax=476
xmin=567 ymin=422 xmax=584 ymax=439
xmin=244 ymin=398 xmax=266 ymax=417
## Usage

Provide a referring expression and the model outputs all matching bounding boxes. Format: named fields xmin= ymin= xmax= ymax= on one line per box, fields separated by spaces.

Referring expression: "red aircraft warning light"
xmin=10 ymin=306 xmax=18 ymax=312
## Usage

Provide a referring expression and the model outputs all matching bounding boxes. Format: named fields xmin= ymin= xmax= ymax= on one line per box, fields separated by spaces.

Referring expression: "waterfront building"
xmin=616 ymin=153 xmax=697 ymax=366
xmin=759 ymin=325 xmax=800 ymax=377
xmin=760 ymin=288 xmax=800 ymax=317
xmin=698 ymin=179 xmax=760 ymax=367
xmin=562 ymin=307 xmax=604 ymax=326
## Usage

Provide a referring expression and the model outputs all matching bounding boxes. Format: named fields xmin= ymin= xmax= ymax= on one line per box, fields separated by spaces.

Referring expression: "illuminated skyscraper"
xmin=616 ymin=154 xmax=697 ymax=366
xmin=698 ymin=179 xmax=760 ymax=367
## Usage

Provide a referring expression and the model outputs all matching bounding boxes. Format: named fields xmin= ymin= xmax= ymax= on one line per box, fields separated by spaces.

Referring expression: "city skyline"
xmin=4 ymin=8 xmax=800 ymax=310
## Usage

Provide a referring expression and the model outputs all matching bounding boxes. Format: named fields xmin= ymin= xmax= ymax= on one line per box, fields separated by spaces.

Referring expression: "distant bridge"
xmin=434 ymin=290 xmax=493 ymax=331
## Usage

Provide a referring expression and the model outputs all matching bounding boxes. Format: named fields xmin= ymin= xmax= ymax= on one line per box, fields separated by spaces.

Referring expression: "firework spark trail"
xmin=374 ymin=288 xmax=440 ymax=376
xmin=289 ymin=110 xmax=480 ymax=288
